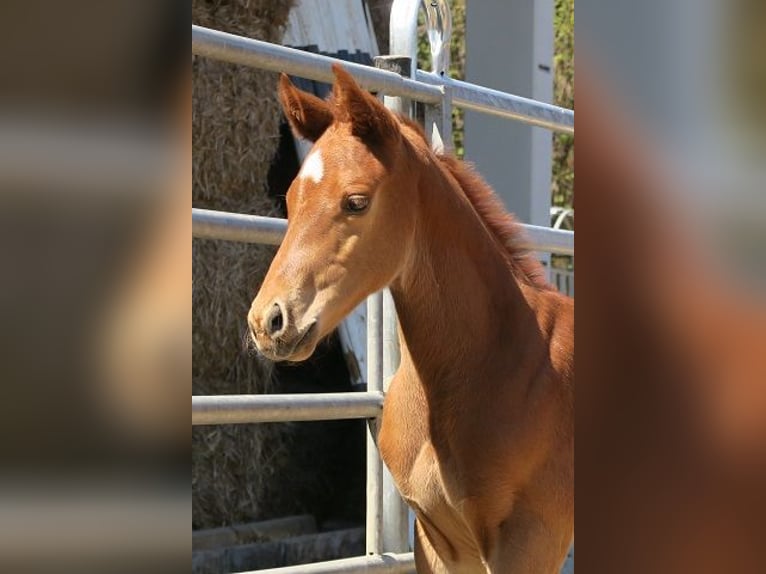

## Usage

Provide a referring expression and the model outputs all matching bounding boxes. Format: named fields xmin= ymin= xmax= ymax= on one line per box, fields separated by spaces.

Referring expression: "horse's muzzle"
xmin=248 ymin=301 xmax=318 ymax=362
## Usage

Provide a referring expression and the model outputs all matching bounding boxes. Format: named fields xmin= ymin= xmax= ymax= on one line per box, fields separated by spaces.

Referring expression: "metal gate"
xmin=192 ymin=2 xmax=574 ymax=572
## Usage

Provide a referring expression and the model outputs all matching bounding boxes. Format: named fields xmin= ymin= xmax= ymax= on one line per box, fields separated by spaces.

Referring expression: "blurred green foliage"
xmin=552 ymin=0 xmax=574 ymax=209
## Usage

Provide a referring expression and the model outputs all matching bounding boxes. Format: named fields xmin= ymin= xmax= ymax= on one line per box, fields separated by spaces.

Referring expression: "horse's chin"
xmin=285 ymin=320 xmax=320 ymax=361
xmin=255 ymin=321 xmax=319 ymax=363
xmin=282 ymin=341 xmax=317 ymax=363
xmin=255 ymin=342 xmax=316 ymax=363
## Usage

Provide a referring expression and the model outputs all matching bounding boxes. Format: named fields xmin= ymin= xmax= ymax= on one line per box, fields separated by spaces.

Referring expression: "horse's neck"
xmin=389 ymin=161 xmax=538 ymax=401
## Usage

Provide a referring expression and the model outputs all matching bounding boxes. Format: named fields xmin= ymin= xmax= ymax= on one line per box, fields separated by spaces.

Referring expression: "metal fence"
xmin=550 ymin=207 xmax=575 ymax=297
xmin=192 ymin=1 xmax=574 ymax=572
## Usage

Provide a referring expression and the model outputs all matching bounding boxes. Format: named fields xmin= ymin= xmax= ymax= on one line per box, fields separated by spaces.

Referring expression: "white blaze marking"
xmin=299 ymin=150 xmax=324 ymax=183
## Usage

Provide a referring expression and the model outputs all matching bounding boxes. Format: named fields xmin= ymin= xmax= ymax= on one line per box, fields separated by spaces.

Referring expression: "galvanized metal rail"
xmin=192 ymin=25 xmax=442 ymax=104
xmin=192 ymin=393 xmax=383 ymax=425
xmin=192 ymin=208 xmax=286 ymax=245
xmin=416 ymin=71 xmax=574 ymax=134
xmin=192 ymin=24 xmax=574 ymax=134
xmin=243 ymin=552 xmax=416 ymax=574
xmin=192 ymin=208 xmax=575 ymax=256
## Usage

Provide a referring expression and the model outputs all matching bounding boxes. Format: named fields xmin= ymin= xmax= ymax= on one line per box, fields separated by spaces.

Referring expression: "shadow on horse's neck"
xmin=389 ymin=151 xmax=541 ymax=391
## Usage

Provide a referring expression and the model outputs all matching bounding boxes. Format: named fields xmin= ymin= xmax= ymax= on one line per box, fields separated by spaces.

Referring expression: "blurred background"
xmin=0 ymin=1 xmax=188 ymax=572
xmin=576 ymin=0 xmax=765 ymax=572
xmin=0 ymin=0 xmax=762 ymax=572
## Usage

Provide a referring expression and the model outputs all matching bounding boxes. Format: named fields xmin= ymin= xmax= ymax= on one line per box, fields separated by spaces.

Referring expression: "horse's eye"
xmin=343 ymin=194 xmax=370 ymax=214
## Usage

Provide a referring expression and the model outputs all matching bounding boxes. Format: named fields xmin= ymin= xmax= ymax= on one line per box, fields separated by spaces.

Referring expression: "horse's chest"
xmin=396 ymin=439 xmax=446 ymax=509
xmin=399 ymin=442 xmax=485 ymax=565
xmin=379 ymin=403 xmax=445 ymax=511
xmin=381 ymin=430 xmax=476 ymax=554
xmin=379 ymin=374 xmax=483 ymax=562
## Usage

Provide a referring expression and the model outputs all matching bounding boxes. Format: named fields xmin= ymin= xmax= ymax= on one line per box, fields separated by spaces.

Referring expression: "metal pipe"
xmin=423 ymin=82 xmax=452 ymax=153
xmin=377 ymin=46 xmax=413 ymax=555
xmin=387 ymin=8 xmax=445 ymax=549
xmin=192 ymin=209 xmax=574 ymax=255
xmin=192 ymin=208 xmax=286 ymax=245
xmin=421 ymin=0 xmax=453 ymax=153
xmin=423 ymin=0 xmax=452 ymax=76
xmin=192 ymin=25 xmax=442 ymax=104
xmin=367 ymin=292 xmax=384 ymax=398
xmin=237 ymin=552 xmax=415 ymax=574
xmin=366 ymin=292 xmax=385 ymax=556
xmin=381 ymin=290 xmax=409 ymax=553
xmin=416 ymin=71 xmax=575 ymax=134
xmin=389 ymin=1 xmax=420 ymax=68
xmin=518 ymin=224 xmax=575 ymax=256
xmin=390 ymin=0 xmax=452 ymax=77
xmin=192 ymin=393 xmax=383 ymax=425
xmin=381 ymin=291 xmax=400 ymax=400
xmin=375 ymin=55 xmax=413 ymax=122
xmin=386 ymin=0 xmax=421 ymax=115
xmin=192 ymin=25 xmax=573 ymax=134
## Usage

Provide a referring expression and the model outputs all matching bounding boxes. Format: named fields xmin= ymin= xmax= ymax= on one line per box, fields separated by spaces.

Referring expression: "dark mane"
xmin=397 ymin=115 xmax=553 ymax=291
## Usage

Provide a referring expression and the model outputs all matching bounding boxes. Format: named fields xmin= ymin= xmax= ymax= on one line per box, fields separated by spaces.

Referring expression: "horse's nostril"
xmin=267 ymin=302 xmax=285 ymax=336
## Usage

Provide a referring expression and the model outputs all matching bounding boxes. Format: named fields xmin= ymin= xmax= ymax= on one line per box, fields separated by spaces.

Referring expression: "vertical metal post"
xmin=382 ymin=291 xmax=400 ymax=394
xmin=365 ymin=292 xmax=384 ymax=556
xmin=375 ymin=56 xmax=413 ymax=116
xmin=389 ymin=0 xmax=420 ymax=64
xmin=388 ymin=1 xmax=453 ymax=151
xmin=379 ymin=1 xmax=452 ymax=550
xmin=374 ymin=54 xmax=414 ymax=554
xmin=381 ymin=290 xmax=409 ymax=552
xmin=423 ymin=0 xmax=452 ymax=76
xmin=424 ymin=83 xmax=453 ymax=153
xmin=422 ymin=0 xmax=453 ymax=153
xmin=388 ymin=0 xmax=420 ymax=114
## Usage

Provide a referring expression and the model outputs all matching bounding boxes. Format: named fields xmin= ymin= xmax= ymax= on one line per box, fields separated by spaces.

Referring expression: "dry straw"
xmin=192 ymin=0 xmax=300 ymax=528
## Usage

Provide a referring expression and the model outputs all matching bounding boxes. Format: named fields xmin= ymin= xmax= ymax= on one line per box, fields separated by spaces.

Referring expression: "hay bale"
xmin=191 ymin=392 xmax=297 ymax=529
xmin=192 ymin=0 xmax=298 ymax=529
xmin=192 ymin=0 xmax=294 ymax=40
xmin=192 ymin=60 xmax=289 ymax=208
xmin=192 ymin=223 xmax=277 ymax=384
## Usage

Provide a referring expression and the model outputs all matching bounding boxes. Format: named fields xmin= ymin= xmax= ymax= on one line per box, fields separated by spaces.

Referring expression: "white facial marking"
xmin=299 ymin=150 xmax=324 ymax=184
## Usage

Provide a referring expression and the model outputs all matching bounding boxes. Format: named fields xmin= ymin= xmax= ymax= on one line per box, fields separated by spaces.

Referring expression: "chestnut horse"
xmin=248 ymin=65 xmax=574 ymax=573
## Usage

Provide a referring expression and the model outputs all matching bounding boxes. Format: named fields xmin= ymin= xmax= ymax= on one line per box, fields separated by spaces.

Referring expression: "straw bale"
xmin=192 ymin=58 xmax=288 ymax=207
xmin=192 ymin=0 xmax=298 ymax=529
xmin=192 ymin=383 xmax=296 ymax=529
xmin=192 ymin=0 xmax=293 ymax=41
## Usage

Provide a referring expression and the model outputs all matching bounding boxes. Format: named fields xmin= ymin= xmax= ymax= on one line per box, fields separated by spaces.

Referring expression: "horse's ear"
xmin=278 ymin=73 xmax=334 ymax=142
xmin=331 ymin=64 xmax=398 ymax=144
